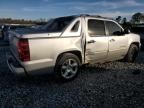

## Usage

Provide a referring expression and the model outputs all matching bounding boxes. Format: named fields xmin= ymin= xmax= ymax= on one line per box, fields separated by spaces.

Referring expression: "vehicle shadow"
xmin=0 ymin=59 xmax=143 ymax=89
xmin=6 ymin=65 xmax=110 ymax=85
xmin=135 ymin=51 xmax=144 ymax=64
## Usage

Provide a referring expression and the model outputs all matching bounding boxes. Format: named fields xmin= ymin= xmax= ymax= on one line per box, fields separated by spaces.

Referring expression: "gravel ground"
xmin=0 ymin=46 xmax=144 ymax=108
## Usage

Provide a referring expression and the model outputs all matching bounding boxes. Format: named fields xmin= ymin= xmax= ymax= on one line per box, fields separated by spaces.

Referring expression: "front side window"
xmin=106 ymin=21 xmax=123 ymax=36
xmin=88 ymin=19 xmax=105 ymax=36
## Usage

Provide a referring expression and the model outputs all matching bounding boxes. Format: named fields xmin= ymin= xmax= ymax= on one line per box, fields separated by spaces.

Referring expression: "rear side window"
xmin=71 ymin=21 xmax=80 ymax=32
xmin=106 ymin=21 xmax=122 ymax=36
xmin=88 ymin=19 xmax=105 ymax=36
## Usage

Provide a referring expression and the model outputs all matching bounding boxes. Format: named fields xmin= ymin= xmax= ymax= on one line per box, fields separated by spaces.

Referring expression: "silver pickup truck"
xmin=7 ymin=15 xmax=140 ymax=81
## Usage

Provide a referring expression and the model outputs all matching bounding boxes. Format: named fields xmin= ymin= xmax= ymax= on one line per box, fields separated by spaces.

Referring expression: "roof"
xmin=79 ymin=14 xmax=113 ymax=20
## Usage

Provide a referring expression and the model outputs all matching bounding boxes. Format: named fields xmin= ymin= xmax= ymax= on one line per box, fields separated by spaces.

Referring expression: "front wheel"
xmin=124 ymin=44 xmax=139 ymax=62
xmin=55 ymin=53 xmax=81 ymax=81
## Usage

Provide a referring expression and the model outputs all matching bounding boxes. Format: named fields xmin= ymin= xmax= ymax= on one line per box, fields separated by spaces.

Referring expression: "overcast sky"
xmin=0 ymin=0 xmax=143 ymax=20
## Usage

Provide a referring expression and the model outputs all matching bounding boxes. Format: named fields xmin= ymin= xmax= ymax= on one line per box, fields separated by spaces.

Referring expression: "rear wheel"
xmin=55 ymin=53 xmax=81 ymax=81
xmin=124 ymin=44 xmax=139 ymax=62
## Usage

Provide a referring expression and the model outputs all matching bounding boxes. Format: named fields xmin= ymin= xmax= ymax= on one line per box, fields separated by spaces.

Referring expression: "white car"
xmin=7 ymin=15 xmax=140 ymax=81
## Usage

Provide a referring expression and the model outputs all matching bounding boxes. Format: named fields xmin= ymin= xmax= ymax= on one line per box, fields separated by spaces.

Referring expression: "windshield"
xmin=41 ymin=16 xmax=76 ymax=32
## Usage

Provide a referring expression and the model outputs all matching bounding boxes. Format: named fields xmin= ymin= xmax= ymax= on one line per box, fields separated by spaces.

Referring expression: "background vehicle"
xmin=7 ymin=15 xmax=140 ymax=81
xmin=1 ymin=25 xmax=30 ymax=41
xmin=131 ymin=25 xmax=144 ymax=49
xmin=0 ymin=25 xmax=2 ymax=39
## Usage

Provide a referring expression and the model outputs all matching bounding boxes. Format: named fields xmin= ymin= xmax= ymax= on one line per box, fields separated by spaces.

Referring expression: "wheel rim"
xmin=61 ymin=58 xmax=78 ymax=79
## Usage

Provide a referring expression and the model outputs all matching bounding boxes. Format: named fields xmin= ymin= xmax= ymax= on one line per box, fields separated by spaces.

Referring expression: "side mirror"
xmin=113 ymin=31 xmax=124 ymax=36
xmin=124 ymin=29 xmax=130 ymax=34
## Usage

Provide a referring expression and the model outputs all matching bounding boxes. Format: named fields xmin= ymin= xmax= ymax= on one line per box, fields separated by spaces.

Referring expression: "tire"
xmin=55 ymin=53 xmax=81 ymax=81
xmin=124 ymin=44 xmax=139 ymax=62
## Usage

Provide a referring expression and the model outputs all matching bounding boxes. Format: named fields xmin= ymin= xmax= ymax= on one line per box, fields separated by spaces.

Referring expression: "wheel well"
xmin=131 ymin=42 xmax=140 ymax=49
xmin=56 ymin=51 xmax=82 ymax=63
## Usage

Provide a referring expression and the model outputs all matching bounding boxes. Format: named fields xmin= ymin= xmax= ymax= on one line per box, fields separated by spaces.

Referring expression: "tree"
xmin=38 ymin=18 xmax=46 ymax=22
xmin=115 ymin=16 xmax=122 ymax=23
xmin=122 ymin=17 xmax=127 ymax=24
xmin=0 ymin=18 xmax=47 ymax=24
xmin=131 ymin=12 xmax=142 ymax=24
xmin=122 ymin=17 xmax=132 ymax=31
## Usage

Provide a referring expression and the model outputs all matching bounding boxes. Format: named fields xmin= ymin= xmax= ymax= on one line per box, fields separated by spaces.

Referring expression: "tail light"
xmin=18 ymin=39 xmax=30 ymax=62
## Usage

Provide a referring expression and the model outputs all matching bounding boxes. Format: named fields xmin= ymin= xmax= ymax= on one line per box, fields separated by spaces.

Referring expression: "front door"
xmin=105 ymin=21 xmax=128 ymax=60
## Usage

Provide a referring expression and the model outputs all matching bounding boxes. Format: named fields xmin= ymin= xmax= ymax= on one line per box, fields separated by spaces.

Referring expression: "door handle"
xmin=87 ymin=40 xmax=96 ymax=44
xmin=110 ymin=39 xmax=115 ymax=42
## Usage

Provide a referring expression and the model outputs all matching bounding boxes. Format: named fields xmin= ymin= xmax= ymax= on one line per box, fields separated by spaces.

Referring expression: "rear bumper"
xmin=6 ymin=52 xmax=55 ymax=76
xmin=6 ymin=53 xmax=26 ymax=76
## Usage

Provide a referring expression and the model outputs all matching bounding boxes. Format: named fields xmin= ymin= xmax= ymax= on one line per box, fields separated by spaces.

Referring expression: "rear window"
xmin=42 ymin=16 xmax=76 ymax=32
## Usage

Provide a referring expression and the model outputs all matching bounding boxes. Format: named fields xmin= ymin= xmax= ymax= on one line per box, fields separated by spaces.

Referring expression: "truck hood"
xmin=127 ymin=33 xmax=140 ymax=44
xmin=9 ymin=28 xmax=61 ymax=39
xmin=128 ymin=33 xmax=140 ymax=38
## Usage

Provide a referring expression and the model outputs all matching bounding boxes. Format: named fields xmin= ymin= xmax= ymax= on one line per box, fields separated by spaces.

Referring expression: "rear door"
xmin=105 ymin=21 xmax=128 ymax=60
xmin=85 ymin=18 xmax=108 ymax=63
